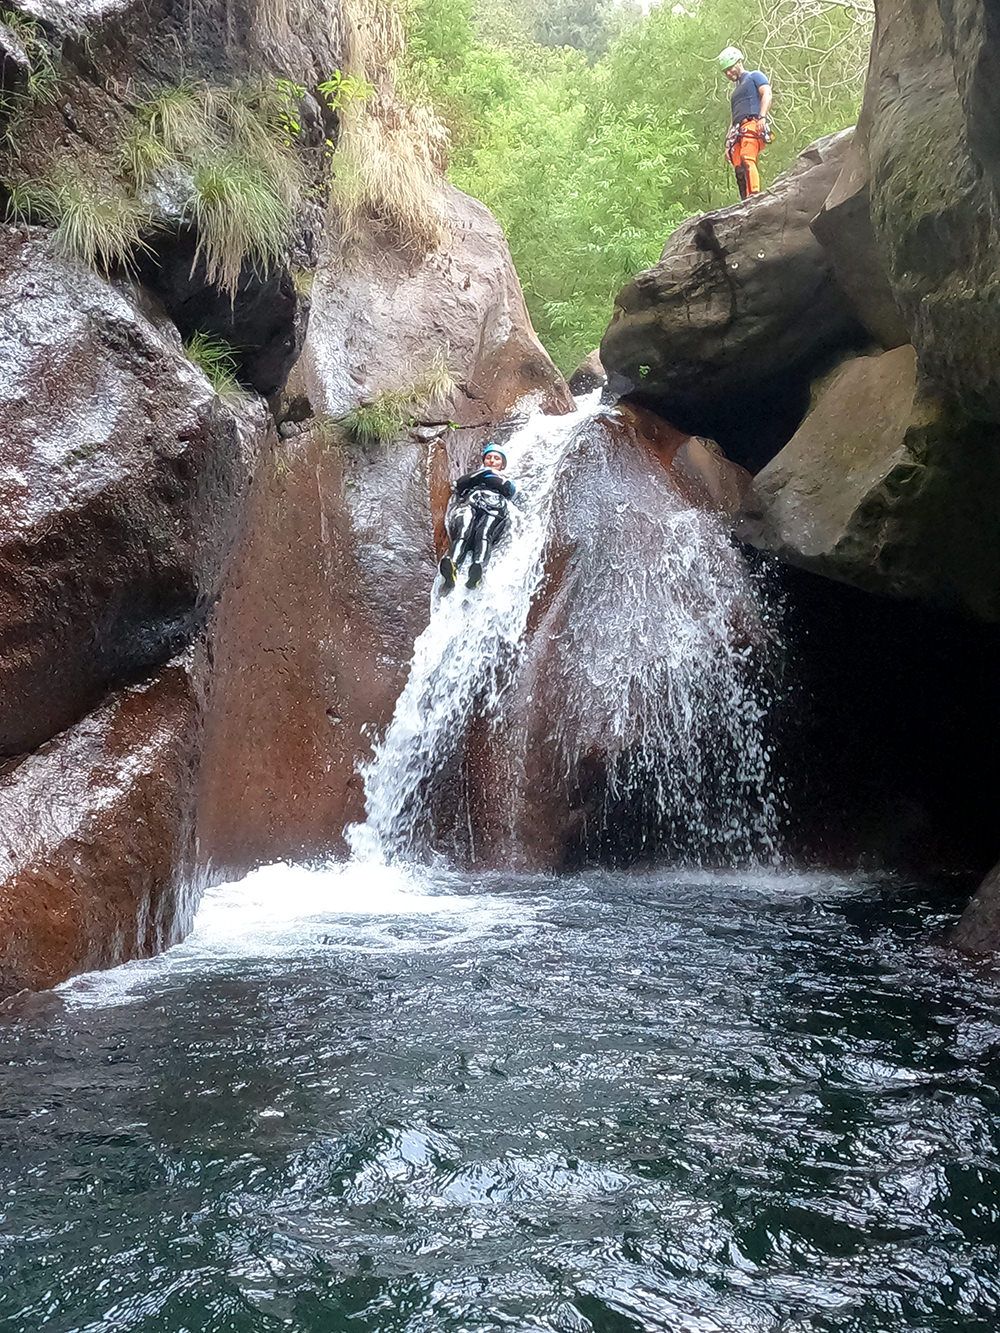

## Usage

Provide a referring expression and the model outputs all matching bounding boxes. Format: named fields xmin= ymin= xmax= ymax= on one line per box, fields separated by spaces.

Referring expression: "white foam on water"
xmin=57 ymin=859 xmax=534 ymax=1010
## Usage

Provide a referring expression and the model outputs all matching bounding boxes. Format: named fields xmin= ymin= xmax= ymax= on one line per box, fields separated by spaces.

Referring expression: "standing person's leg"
xmin=739 ymin=125 xmax=762 ymax=196
xmin=730 ymin=135 xmax=750 ymax=199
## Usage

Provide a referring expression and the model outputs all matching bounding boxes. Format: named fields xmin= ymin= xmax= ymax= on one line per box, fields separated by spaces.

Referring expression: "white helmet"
xmin=717 ymin=46 xmax=744 ymax=70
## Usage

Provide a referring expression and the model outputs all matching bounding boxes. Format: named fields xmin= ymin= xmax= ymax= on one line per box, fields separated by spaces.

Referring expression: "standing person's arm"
xmin=755 ymin=72 xmax=772 ymax=118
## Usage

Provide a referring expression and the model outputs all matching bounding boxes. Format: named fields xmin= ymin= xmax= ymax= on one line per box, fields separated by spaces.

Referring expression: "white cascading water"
xmin=347 ymin=394 xmax=781 ymax=866
xmin=346 ymin=394 xmax=603 ymax=863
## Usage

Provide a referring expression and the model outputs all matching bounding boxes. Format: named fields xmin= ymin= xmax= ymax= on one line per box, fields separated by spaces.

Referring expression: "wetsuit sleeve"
xmin=502 ymin=479 xmax=516 ymax=499
xmin=453 ymin=470 xmax=483 ymax=497
xmin=456 ymin=469 xmax=513 ymax=498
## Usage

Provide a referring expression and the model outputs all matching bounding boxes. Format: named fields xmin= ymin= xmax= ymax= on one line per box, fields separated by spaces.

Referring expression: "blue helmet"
xmin=482 ymin=444 xmax=507 ymax=467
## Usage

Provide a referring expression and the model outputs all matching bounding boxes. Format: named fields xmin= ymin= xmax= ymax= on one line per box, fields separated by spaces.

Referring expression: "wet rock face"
xmin=0 ymin=228 xmax=266 ymax=758
xmin=0 ymin=660 xmax=197 ymax=1000
xmin=298 ymin=185 xmax=574 ymax=428
xmin=450 ymin=404 xmax=757 ymax=872
xmin=863 ymin=0 xmax=1000 ymax=421
xmin=143 ymin=242 xmax=309 ymax=398
xmin=738 ymin=345 xmax=1000 ymax=622
xmin=601 ymin=131 xmax=866 ymax=469
xmin=568 ymin=349 xmax=607 ymax=396
xmin=193 ymin=185 xmax=574 ymax=878
xmin=809 ymin=137 xmax=909 ymax=351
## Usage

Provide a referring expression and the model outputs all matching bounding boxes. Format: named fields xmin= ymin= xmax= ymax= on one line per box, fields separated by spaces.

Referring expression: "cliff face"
xmin=0 ymin=0 xmax=573 ymax=996
xmin=193 ymin=183 xmax=572 ymax=880
xmin=601 ymin=1 xmax=1000 ymax=931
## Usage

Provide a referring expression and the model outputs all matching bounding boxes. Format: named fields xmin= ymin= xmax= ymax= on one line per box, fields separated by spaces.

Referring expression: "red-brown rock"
xmin=193 ymin=186 xmax=574 ymax=878
xmin=0 ymin=660 xmax=198 ymax=999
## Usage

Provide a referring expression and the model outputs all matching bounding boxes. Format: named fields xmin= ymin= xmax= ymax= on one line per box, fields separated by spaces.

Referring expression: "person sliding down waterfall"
xmin=718 ymin=46 xmax=773 ymax=200
xmin=439 ymin=445 xmax=516 ymax=591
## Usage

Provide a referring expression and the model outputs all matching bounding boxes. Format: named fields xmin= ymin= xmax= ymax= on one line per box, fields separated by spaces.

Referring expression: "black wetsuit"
xmin=446 ymin=468 xmax=517 ymax=572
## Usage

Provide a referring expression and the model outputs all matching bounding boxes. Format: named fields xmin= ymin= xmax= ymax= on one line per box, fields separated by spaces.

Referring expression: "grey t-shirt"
xmin=731 ymin=70 xmax=769 ymax=123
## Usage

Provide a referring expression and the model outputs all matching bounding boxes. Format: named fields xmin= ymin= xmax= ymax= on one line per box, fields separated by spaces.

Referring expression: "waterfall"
xmin=347 ymin=396 xmax=781 ymax=867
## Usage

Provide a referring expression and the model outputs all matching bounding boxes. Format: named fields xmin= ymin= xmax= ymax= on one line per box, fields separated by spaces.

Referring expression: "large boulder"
xmin=0 ymin=660 xmax=197 ymax=999
xmin=810 ymin=137 xmax=909 ymax=350
xmin=738 ymin=345 xmax=1000 ymax=621
xmin=468 ymin=403 xmax=762 ymax=870
xmin=861 ymin=0 xmax=1000 ymax=421
xmin=600 ymin=130 xmax=866 ymax=469
xmin=0 ymin=228 xmax=265 ymax=758
xmin=299 ymin=185 xmax=573 ymax=429
xmin=192 ymin=185 xmax=574 ymax=878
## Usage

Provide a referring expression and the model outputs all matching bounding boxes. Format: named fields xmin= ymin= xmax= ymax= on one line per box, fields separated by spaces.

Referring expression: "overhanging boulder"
xmin=738 ymin=345 xmax=1000 ymax=622
xmin=810 ymin=136 xmax=909 ymax=350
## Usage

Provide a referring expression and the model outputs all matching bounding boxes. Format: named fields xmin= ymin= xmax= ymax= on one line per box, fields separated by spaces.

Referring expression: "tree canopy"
xmin=407 ymin=0 xmax=871 ymax=371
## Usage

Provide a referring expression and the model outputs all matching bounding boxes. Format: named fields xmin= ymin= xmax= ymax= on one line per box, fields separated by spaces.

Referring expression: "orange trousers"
xmin=728 ymin=117 xmax=766 ymax=198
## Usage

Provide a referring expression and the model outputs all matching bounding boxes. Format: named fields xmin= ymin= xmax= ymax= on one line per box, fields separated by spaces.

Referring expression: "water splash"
xmin=348 ymin=397 xmax=781 ymax=866
xmin=347 ymin=395 xmax=601 ymax=862
xmin=529 ymin=422 xmax=782 ymax=862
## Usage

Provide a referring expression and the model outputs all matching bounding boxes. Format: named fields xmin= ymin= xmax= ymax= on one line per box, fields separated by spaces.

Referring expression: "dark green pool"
xmin=1 ymin=864 xmax=998 ymax=1332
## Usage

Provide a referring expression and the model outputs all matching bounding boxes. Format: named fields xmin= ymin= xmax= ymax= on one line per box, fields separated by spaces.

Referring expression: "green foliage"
xmin=183 ymin=330 xmax=241 ymax=395
xmin=408 ymin=0 xmax=870 ymax=370
xmin=0 ymin=6 xmax=60 ymax=145
xmin=118 ymin=121 xmax=173 ymax=186
xmin=3 ymin=176 xmax=49 ymax=223
xmin=135 ymin=84 xmax=207 ymax=159
xmin=114 ymin=79 xmax=305 ymax=295
xmin=318 ymin=70 xmax=373 ymax=113
xmin=341 ymin=390 xmax=415 ymax=445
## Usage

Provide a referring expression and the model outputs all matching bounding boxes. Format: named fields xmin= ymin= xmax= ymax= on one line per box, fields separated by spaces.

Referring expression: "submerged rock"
xmin=738 ymin=345 xmax=1000 ymax=621
xmin=601 ymin=130 xmax=865 ymax=469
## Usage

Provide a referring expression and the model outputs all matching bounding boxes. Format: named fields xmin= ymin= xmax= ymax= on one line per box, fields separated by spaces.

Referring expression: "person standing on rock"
xmin=718 ymin=46 xmax=773 ymax=200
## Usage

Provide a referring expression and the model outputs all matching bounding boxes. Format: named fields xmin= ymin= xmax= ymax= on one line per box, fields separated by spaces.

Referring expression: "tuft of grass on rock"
xmin=118 ymin=120 xmax=174 ymax=187
xmin=43 ymin=170 xmax=151 ymax=273
xmin=3 ymin=176 xmax=53 ymax=223
xmin=187 ymin=152 xmax=295 ymax=297
xmin=329 ymin=0 xmax=447 ymax=255
xmin=418 ymin=350 xmax=456 ymax=408
xmin=183 ymin=330 xmax=242 ymax=395
xmin=137 ymin=84 xmax=209 ymax=159
xmin=340 ymin=389 xmax=414 ymax=445
xmin=339 ymin=353 xmax=457 ymax=445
